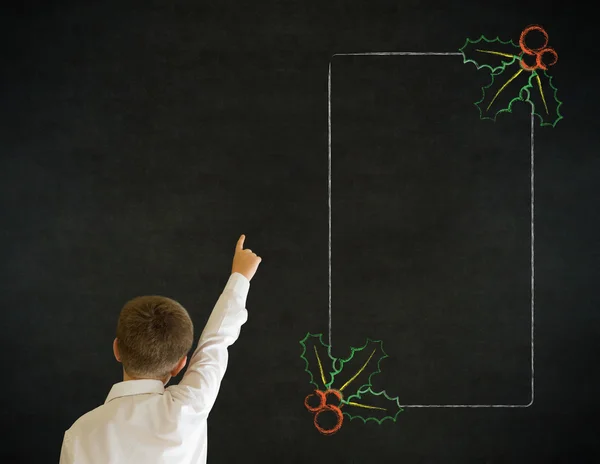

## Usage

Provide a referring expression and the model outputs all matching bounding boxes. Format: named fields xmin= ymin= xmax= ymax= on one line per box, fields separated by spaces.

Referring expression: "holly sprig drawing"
xmin=300 ymin=333 xmax=403 ymax=435
xmin=459 ymin=25 xmax=563 ymax=127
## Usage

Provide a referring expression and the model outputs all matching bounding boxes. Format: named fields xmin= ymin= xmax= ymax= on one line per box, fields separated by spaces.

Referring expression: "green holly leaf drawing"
xmin=459 ymin=35 xmax=520 ymax=74
xmin=342 ymin=387 xmax=404 ymax=424
xmin=299 ymin=333 xmax=340 ymax=391
xmin=476 ymin=66 xmax=563 ymax=127
xmin=522 ymin=70 xmax=563 ymax=127
xmin=475 ymin=63 xmax=531 ymax=121
xmin=331 ymin=338 xmax=388 ymax=399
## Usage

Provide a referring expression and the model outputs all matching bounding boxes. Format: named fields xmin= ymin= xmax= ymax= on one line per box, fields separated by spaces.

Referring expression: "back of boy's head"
xmin=116 ymin=296 xmax=194 ymax=379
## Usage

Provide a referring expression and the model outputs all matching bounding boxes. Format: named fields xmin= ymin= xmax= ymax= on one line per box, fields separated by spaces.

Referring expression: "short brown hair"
xmin=116 ymin=295 xmax=194 ymax=379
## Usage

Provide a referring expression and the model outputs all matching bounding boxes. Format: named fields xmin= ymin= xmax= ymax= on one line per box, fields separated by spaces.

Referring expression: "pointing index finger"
xmin=236 ymin=234 xmax=245 ymax=251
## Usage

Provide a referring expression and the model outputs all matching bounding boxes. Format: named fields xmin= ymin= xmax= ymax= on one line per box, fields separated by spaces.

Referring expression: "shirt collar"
xmin=105 ymin=379 xmax=165 ymax=404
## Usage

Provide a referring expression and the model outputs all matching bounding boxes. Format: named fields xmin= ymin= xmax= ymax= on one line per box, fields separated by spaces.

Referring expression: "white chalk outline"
xmin=327 ymin=52 xmax=534 ymax=408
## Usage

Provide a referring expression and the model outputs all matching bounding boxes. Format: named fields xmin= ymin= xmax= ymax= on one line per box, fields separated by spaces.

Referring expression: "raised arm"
xmin=167 ymin=235 xmax=261 ymax=413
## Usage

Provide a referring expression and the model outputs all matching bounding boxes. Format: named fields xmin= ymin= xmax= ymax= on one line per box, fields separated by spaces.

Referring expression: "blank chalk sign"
xmin=328 ymin=51 xmax=535 ymax=407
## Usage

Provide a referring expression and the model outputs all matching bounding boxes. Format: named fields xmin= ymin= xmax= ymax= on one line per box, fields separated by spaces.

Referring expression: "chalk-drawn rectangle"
xmin=330 ymin=54 xmax=533 ymax=407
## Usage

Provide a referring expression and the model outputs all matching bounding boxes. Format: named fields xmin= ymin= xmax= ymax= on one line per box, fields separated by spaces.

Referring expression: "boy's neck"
xmin=122 ymin=369 xmax=168 ymax=384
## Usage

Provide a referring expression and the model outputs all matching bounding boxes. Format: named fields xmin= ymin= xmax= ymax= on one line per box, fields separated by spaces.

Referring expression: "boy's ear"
xmin=171 ymin=356 xmax=187 ymax=377
xmin=113 ymin=338 xmax=122 ymax=363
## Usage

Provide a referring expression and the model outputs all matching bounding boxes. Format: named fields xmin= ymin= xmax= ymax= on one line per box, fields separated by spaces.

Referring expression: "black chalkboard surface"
xmin=1 ymin=1 xmax=598 ymax=462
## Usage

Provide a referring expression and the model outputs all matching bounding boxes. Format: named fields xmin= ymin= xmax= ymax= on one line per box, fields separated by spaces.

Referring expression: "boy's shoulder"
xmin=67 ymin=402 xmax=112 ymax=434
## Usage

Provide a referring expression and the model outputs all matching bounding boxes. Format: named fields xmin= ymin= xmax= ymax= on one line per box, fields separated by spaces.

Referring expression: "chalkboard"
xmin=1 ymin=1 xmax=598 ymax=462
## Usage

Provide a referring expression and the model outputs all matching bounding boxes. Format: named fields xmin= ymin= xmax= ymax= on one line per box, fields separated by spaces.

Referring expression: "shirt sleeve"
xmin=167 ymin=272 xmax=250 ymax=413
xmin=59 ymin=431 xmax=73 ymax=464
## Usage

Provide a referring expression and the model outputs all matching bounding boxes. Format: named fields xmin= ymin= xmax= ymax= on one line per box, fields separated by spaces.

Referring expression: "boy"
xmin=60 ymin=235 xmax=261 ymax=463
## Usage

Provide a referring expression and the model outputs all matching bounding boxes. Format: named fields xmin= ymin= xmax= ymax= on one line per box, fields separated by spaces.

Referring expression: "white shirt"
xmin=59 ymin=272 xmax=250 ymax=464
